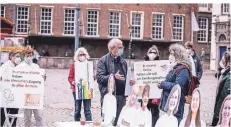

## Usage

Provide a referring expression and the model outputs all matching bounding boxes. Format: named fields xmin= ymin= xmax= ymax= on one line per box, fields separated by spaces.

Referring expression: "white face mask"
xmin=219 ymin=60 xmax=225 ymax=69
xmin=79 ymin=56 xmax=86 ymax=62
xmin=25 ymin=56 xmax=33 ymax=65
xmin=148 ymin=54 xmax=157 ymax=61
xmin=15 ymin=57 xmax=21 ymax=65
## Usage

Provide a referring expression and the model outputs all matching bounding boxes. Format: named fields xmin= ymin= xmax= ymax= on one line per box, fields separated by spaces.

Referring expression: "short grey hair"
xmin=107 ymin=38 xmax=123 ymax=51
xmin=169 ymin=43 xmax=188 ymax=62
xmin=164 ymin=84 xmax=181 ymax=114
xmin=74 ymin=47 xmax=90 ymax=61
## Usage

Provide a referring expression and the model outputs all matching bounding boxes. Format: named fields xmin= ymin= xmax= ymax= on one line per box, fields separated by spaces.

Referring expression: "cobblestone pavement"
xmin=16 ymin=69 xmax=217 ymax=127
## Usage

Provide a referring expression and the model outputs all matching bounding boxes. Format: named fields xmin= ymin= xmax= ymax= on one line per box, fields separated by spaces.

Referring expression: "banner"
xmin=134 ymin=60 xmax=169 ymax=99
xmin=0 ymin=68 xmax=44 ymax=109
xmin=74 ymin=61 xmax=94 ymax=100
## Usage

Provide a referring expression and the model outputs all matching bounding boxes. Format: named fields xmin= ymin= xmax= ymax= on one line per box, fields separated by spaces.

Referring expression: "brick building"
xmin=1 ymin=4 xmax=208 ymax=59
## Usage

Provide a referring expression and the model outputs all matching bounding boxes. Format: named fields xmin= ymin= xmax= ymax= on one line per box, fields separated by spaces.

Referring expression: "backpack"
xmin=175 ymin=65 xmax=200 ymax=104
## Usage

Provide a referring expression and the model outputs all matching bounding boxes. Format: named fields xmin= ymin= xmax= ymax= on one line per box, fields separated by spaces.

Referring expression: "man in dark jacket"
xmin=211 ymin=53 xmax=230 ymax=126
xmin=185 ymin=41 xmax=203 ymax=80
xmin=96 ymin=38 xmax=135 ymax=126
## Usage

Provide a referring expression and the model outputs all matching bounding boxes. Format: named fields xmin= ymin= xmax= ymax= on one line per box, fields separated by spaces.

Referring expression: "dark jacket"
xmin=96 ymin=53 xmax=127 ymax=102
xmin=159 ymin=63 xmax=190 ymax=120
xmin=192 ymin=50 xmax=203 ymax=80
xmin=213 ymin=67 xmax=230 ymax=118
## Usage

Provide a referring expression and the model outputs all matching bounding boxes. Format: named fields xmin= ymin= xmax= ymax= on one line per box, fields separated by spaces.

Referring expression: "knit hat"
xmin=22 ymin=45 xmax=34 ymax=56
xmin=184 ymin=41 xmax=193 ymax=49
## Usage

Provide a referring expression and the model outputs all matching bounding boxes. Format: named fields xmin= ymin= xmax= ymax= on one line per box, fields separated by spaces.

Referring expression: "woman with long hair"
xmin=155 ymin=85 xmax=181 ymax=127
xmin=179 ymin=88 xmax=206 ymax=127
xmin=216 ymin=95 xmax=231 ymax=127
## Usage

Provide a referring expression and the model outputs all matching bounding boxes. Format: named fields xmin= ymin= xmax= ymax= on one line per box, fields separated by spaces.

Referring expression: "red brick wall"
xmin=4 ymin=4 xmax=192 ymax=42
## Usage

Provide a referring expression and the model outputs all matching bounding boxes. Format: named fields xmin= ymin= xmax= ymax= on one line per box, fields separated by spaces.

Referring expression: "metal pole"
xmin=74 ymin=4 xmax=80 ymax=51
xmin=128 ymin=28 xmax=132 ymax=59
xmin=27 ymin=23 xmax=30 ymax=45
xmin=13 ymin=4 xmax=17 ymax=37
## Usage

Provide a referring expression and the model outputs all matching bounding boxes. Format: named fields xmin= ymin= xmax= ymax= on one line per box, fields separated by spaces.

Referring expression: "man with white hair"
xmin=96 ymin=38 xmax=135 ymax=126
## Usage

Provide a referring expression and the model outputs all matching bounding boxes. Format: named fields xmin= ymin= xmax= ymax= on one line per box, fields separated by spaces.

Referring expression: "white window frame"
xmin=1 ymin=5 xmax=6 ymax=17
xmin=198 ymin=4 xmax=210 ymax=12
xmin=63 ymin=8 xmax=76 ymax=36
xmin=198 ymin=17 xmax=208 ymax=43
xmin=222 ymin=3 xmax=230 ymax=14
xmin=130 ymin=11 xmax=144 ymax=39
xmin=16 ymin=6 xmax=30 ymax=34
xmin=86 ymin=9 xmax=99 ymax=37
xmin=172 ymin=14 xmax=184 ymax=41
xmin=152 ymin=12 xmax=165 ymax=40
xmin=39 ymin=7 xmax=53 ymax=35
xmin=108 ymin=11 xmax=121 ymax=38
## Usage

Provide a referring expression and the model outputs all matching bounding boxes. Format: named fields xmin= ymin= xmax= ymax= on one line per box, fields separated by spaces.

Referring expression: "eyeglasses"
xmin=149 ymin=52 xmax=157 ymax=54
xmin=78 ymin=54 xmax=86 ymax=56
xmin=118 ymin=46 xmax=124 ymax=49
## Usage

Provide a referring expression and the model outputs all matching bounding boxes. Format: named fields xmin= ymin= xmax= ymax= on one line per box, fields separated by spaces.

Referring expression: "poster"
xmin=134 ymin=60 xmax=169 ymax=99
xmin=0 ymin=68 xmax=44 ymax=109
xmin=75 ymin=61 xmax=94 ymax=100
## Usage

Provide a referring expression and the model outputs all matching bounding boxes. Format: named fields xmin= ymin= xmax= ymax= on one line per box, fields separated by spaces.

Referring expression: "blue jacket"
xmin=159 ymin=63 xmax=190 ymax=120
xmin=192 ymin=50 xmax=203 ymax=80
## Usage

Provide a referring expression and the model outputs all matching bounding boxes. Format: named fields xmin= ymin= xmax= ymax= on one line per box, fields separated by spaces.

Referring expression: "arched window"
xmin=219 ymin=34 xmax=226 ymax=42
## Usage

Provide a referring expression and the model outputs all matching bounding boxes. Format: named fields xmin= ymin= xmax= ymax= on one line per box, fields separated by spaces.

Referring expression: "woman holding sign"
xmin=143 ymin=45 xmax=161 ymax=126
xmin=68 ymin=47 xmax=92 ymax=121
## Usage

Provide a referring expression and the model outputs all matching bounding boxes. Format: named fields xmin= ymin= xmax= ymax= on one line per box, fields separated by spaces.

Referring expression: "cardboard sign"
xmin=134 ymin=60 xmax=169 ymax=99
xmin=0 ymin=68 xmax=44 ymax=109
xmin=74 ymin=61 xmax=94 ymax=100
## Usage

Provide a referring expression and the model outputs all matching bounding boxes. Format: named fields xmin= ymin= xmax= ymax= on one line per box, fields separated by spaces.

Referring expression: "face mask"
xmin=25 ymin=56 xmax=33 ymax=65
xmin=117 ymin=49 xmax=124 ymax=56
xmin=219 ymin=60 xmax=225 ymax=69
xmin=15 ymin=57 xmax=21 ymax=65
xmin=169 ymin=55 xmax=176 ymax=64
xmin=148 ymin=54 xmax=157 ymax=61
xmin=79 ymin=56 xmax=86 ymax=62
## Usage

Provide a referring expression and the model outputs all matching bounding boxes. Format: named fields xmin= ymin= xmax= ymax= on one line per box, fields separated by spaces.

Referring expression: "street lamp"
xmin=74 ymin=4 xmax=80 ymax=51
xmin=128 ymin=27 xmax=132 ymax=59
xmin=27 ymin=21 xmax=31 ymax=46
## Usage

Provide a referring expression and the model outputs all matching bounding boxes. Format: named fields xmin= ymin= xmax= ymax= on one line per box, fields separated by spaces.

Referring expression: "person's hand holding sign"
xmin=157 ymin=81 xmax=162 ymax=89
xmin=129 ymin=80 xmax=136 ymax=86
xmin=115 ymin=70 xmax=125 ymax=81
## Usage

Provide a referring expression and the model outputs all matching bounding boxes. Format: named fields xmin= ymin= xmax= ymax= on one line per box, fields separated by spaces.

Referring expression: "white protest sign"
xmin=134 ymin=60 xmax=169 ymax=99
xmin=75 ymin=61 xmax=94 ymax=100
xmin=0 ymin=68 xmax=44 ymax=109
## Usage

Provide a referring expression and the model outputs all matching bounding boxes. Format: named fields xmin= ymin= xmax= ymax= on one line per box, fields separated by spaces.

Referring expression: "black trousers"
xmin=1 ymin=108 xmax=19 ymax=127
xmin=113 ymin=95 xmax=126 ymax=126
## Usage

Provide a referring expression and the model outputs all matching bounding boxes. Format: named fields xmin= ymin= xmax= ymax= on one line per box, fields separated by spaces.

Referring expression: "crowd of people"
xmin=0 ymin=38 xmax=230 ymax=127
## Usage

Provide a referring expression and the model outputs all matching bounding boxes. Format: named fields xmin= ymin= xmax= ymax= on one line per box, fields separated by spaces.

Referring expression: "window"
xmin=40 ymin=7 xmax=52 ymax=35
xmin=152 ymin=14 xmax=164 ymax=39
xmin=219 ymin=34 xmax=226 ymax=42
xmin=200 ymin=4 xmax=208 ymax=8
xmin=222 ymin=3 xmax=230 ymax=14
xmin=172 ymin=15 xmax=184 ymax=41
xmin=86 ymin=10 xmax=99 ymax=36
xmin=197 ymin=18 xmax=208 ymax=42
xmin=16 ymin=6 xmax=29 ymax=34
xmin=1 ymin=5 xmax=5 ymax=17
xmin=108 ymin=11 xmax=121 ymax=37
xmin=63 ymin=9 xmax=75 ymax=35
xmin=131 ymin=12 xmax=143 ymax=39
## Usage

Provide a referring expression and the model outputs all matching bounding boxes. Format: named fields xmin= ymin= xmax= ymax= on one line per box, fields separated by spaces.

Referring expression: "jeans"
xmin=73 ymin=92 xmax=92 ymax=121
xmin=113 ymin=95 xmax=126 ymax=126
xmin=24 ymin=109 xmax=43 ymax=127
xmin=1 ymin=108 xmax=19 ymax=127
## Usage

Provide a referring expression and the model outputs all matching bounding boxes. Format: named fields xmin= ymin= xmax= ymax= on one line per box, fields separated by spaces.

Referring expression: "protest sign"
xmin=134 ymin=60 xmax=169 ymax=99
xmin=74 ymin=61 xmax=94 ymax=100
xmin=0 ymin=68 xmax=44 ymax=109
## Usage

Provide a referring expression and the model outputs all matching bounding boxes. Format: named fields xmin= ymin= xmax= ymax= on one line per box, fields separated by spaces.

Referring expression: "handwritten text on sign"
xmin=0 ymin=68 xmax=44 ymax=109
xmin=134 ymin=60 xmax=169 ymax=98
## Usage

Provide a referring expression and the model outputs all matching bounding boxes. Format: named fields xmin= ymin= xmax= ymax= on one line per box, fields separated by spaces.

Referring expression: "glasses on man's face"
xmin=117 ymin=46 xmax=124 ymax=49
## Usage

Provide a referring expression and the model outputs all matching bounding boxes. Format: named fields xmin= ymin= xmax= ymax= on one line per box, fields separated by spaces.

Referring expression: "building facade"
xmin=210 ymin=3 xmax=230 ymax=70
xmin=1 ymin=4 xmax=204 ymax=59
